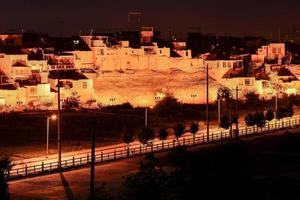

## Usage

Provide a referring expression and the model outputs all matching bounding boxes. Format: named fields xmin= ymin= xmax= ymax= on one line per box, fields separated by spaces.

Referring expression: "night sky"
xmin=0 ymin=0 xmax=300 ymax=38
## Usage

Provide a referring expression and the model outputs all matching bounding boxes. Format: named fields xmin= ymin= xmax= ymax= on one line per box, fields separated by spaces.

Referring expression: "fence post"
xmin=50 ymin=163 xmax=52 ymax=170
xmin=140 ymin=145 xmax=142 ymax=154
xmin=101 ymin=152 xmax=103 ymax=162
xmin=87 ymin=154 xmax=90 ymax=163
xmin=42 ymin=162 xmax=44 ymax=173
xmin=115 ymin=149 xmax=117 ymax=159
xmin=73 ymin=156 xmax=75 ymax=167
xmin=25 ymin=165 xmax=27 ymax=176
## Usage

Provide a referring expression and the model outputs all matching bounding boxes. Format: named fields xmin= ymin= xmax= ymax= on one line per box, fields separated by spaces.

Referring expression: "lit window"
xmin=30 ymin=87 xmax=37 ymax=95
xmin=245 ymin=79 xmax=251 ymax=86
xmin=82 ymin=81 xmax=88 ymax=89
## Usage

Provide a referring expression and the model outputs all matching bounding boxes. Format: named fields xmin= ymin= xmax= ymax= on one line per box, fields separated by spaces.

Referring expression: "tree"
xmin=159 ymin=128 xmax=168 ymax=149
xmin=154 ymin=94 xmax=182 ymax=121
xmin=122 ymin=127 xmax=134 ymax=157
xmin=0 ymin=157 xmax=12 ymax=200
xmin=245 ymin=113 xmax=255 ymax=126
xmin=190 ymin=122 xmax=199 ymax=143
xmin=122 ymin=155 xmax=166 ymax=200
xmin=265 ymin=109 xmax=274 ymax=121
xmin=276 ymin=107 xmax=286 ymax=119
xmin=277 ymin=106 xmax=294 ymax=119
xmin=138 ymin=127 xmax=154 ymax=145
xmin=286 ymin=105 xmax=294 ymax=117
xmin=63 ymin=91 xmax=80 ymax=109
xmin=244 ymin=91 xmax=260 ymax=107
xmin=175 ymin=122 xmax=185 ymax=141
xmin=220 ymin=115 xmax=230 ymax=129
xmin=253 ymin=112 xmax=266 ymax=128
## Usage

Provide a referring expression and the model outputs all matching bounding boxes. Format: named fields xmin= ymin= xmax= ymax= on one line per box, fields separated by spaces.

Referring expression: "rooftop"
xmin=48 ymin=70 xmax=88 ymax=80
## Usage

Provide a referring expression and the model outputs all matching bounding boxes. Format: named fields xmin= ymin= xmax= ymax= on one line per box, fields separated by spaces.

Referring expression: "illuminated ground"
xmin=91 ymin=69 xmax=221 ymax=106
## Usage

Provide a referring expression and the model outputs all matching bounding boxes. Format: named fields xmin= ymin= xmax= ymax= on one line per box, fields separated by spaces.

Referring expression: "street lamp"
xmin=46 ymin=114 xmax=57 ymax=158
xmin=145 ymin=105 xmax=154 ymax=128
xmin=191 ymin=94 xmax=197 ymax=104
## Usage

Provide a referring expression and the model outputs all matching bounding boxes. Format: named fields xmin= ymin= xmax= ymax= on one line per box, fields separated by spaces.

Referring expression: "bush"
xmin=154 ymin=95 xmax=182 ymax=120
xmin=174 ymin=122 xmax=185 ymax=139
xmin=220 ymin=115 xmax=230 ymax=129
xmin=265 ymin=109 xmax=275 ymax=121
xmin=253 ymin=112 xmax=266 ymax=128
xmin=63 ymin=91 xmax=80 ymax=109
xmin=245 ymin=113 xmax=255 ymax=126
xmin=244 ymin=91 xmax=260 ymax=107
xmin=276 ymin=105 xmax=294 ymax=119
xmin=122 ymin=127 xmax=134 ymax=145
xmin=190 ymin=122 xmax=199 ymax=135
xmin=138 ymin=127 xmax=154 ymax=144
xmin=103 ymin=102 xmax=133 ymax=111
xmin=159 ymin=128 xmax=168 ymax=141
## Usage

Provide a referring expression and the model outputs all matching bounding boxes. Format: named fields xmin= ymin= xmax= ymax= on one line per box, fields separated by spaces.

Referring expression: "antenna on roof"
xmin=90 ymin=29 xmax=94 ymax=36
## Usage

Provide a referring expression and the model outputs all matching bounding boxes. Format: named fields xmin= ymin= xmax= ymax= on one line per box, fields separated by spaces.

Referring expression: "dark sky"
xmin=0 ymin=0 xmax=300 ymax=38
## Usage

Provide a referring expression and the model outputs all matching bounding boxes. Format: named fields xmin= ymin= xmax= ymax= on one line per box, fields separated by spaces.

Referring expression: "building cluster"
xmin=0 ymin=28 xmax=299 ymax=110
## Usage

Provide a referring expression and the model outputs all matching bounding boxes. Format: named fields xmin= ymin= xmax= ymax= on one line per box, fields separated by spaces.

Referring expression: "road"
xmin=9 ymin=155 xmax=144 ymax=200
xmin=9 ymin=116 xmax=300 ymax=178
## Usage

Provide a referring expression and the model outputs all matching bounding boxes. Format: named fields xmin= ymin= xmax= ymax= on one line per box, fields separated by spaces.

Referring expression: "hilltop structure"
xmin=0 ymin=28 xmax=299 ymax=111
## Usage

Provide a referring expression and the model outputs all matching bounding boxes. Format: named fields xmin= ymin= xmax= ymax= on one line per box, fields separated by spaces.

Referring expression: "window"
xmin=245 ymin=79 xmax=251 ymax=86
xmin=223 ymin=62 xmax=227 ymax=68
xmin=278 ymin=48 xmax=281 ymax=54
xmin=30 ymin=87 xmax=37 ymax=95
xmin=82 ymin=81 xmax=88 ymax=89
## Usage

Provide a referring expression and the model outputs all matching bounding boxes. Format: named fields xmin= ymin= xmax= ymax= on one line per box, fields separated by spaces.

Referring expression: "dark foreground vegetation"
xmin=90 ymin=132 xmax=300 ymax=200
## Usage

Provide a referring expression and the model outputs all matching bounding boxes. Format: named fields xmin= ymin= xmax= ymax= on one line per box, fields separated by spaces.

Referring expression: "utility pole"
xmin=145 ymin=107 xmax=148 ymax=128
xmin=206 ymin=62 xmax=209 ymax=142
xmin=90 ymin=124 xmax=96 ymax=199
xmin=57 ymin=69 xmax=61 ymax=171
xmin=218 ymin=98 xmax=221 ymax=126
xmin=235 ymin=85 xmax=240 ymax=134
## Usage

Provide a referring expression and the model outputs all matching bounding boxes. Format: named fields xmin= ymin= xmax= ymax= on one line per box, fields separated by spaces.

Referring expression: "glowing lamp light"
xmin=51 ymin=114 xmax=57 ymax=121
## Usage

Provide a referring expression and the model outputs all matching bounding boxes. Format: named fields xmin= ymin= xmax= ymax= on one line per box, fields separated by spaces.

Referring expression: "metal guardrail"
xmin=7 ymin=116 xmax=300 ymax=180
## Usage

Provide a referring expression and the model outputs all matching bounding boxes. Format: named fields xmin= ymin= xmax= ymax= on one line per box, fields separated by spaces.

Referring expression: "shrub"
xmin=265 ymin=109 xmax=275 ymax=121
xmin=245 ymin=113 xmax=255 ymax=126
xmin=138 ymin=127 xmax=154 ymax=145
xmin=220 ymin=115 xmax=230 ymax=129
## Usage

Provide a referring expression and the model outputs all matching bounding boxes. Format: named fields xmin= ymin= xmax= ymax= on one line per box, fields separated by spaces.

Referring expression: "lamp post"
xmin=57 ymin=69 xmax=61 ymax=171
xmin=201 ymin=53 xmax=210 ymax=142
xmin=46 ymin=114 xmax=57 ymax=158
xmin=145 ymin=105 xmax=153 ymax=128
xmin=218 ymin=98 xmax=221 ymax=125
